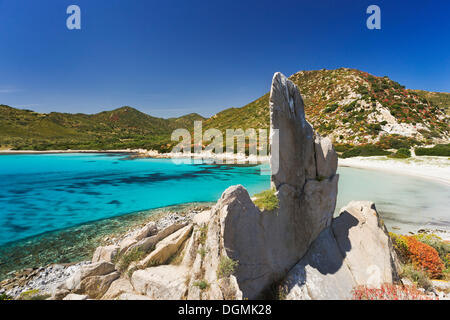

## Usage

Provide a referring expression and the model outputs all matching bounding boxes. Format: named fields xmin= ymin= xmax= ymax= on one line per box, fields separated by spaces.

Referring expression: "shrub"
xmin=324 ymin=103 xmax=339 ymax=113
xmin=193 ymin=280 xmax=209 ymax=290
xmin=389 ymin=148 xmax=411 ymax=159
xmin=217 ymin=256 xmax=239 ymax=279
xmin=400 ymin=264 xmax=432 ymax=290
xmin=0 ymin=293 xmax=12 ymax=300
xmin=413 ymin=234 xmax=449 ymax=269
xmin=415 ymin=144 xmax=450 ymax=157
xmin=118 ymin=248 xmax=146 ymax=272
xmin=198 ymin=225 xmax=208 ymax=245
xmin=334 ymin=144 xmax=353 ymax=153
xmin=389 ymin=232 xmax=410 ymax=264
xmin=253 ymin=189 xmax=279 ymax=211
xmin=352 ymin=284 xmax=434 ymax=300
xmin=378 ymin=134 xmax=418 ymax=150
xmin=341 ymin=144 xmax=390 ymax=158
xmin=18 ymin=289 xmax=50 ymax=300
xmin=406 ymin=237 xmax=444 ymax=279
xmin=343 ymin=100 xmax=357 ymax=112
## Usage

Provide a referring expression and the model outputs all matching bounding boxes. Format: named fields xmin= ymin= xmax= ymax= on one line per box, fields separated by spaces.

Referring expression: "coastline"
xmin=339 ymin=156 xmax=450 ymax=186
xmin=0 ymin=149 xmax=141 ymax=155
xmin=0 ymin=202 xmax=212 ymax=282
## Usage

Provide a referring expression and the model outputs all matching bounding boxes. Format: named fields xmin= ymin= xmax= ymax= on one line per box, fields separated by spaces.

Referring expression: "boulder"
xmin=79 ymin=261 xmax=116 ymax=278
xmin=75 ymin=271 xmax=120 ymax=299
xmin=283 ymin=201 xmax=401 ymax=300
xmin=63 ymin=293 xmax=88 ymax=300
xmin=65 ymin=261 xmax=116 ymax=291
xmin=125 ymin=222 xmax=188 ymax=255
xmin=118 ymin=238 xmax=138 ymax=255
xmin=134 ymin=222 xmax=157 ymax=241
xmin=131 ymin=265 xmax=188 ymax=299
xmin=137 ymin=224 xmax=192 ymax=268
xmin=92 ymin=245 xmax=119 ymax=263
xmin=101 ymin=278 xmax=135 ymax=300
xmin=193 ymin=210 xmax=211 ymax=225
xmin=331 ymin=201 xmax=400 ymax=287
xmin=432 ymin=280 xmax=450 ymax=292
xmin=117 ymin=293 xmax=152 ymax=300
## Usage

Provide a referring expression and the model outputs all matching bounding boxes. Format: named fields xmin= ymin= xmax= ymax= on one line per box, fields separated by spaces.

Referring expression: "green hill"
xmin=0 ymin=105 xmax=205 ymax=151
xmin=203 ymin=68 xmax=449 ymax=149
xmin=1 ymin=68 xmax=448 ymax=152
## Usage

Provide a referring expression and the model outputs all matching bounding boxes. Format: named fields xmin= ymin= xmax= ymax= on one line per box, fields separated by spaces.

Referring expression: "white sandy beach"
xmin=339 ymin=156 xmax=450 ymax=186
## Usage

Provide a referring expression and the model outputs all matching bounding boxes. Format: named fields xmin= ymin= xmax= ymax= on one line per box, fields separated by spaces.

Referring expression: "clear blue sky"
xmin=0 ymin=0 xmax=448 ymax=118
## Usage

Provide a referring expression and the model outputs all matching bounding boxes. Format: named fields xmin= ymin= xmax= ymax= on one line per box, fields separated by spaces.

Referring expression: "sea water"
xmin=0 ymin=153 xmax=270 ymax=246
xmin=0 ymin=153 xmax=449 ymax=278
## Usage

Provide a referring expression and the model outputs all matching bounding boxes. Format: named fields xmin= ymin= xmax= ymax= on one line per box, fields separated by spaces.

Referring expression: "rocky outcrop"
xmin=131 ymin=265 xmax=189 ymax=300
xmin=282 ymin=201 xmax=401 ymax=300
xmin=192 ymin=72 xmax=339 ymax=299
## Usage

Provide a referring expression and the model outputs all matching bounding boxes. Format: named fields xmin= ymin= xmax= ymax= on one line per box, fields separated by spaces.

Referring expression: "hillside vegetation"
xmin=204 ymin=68 xmax=449 ymax=150
xmin=1 ymin=68 xmax=448 ymax=152
xmin=0 ymin=106 xmax=204 ymax=151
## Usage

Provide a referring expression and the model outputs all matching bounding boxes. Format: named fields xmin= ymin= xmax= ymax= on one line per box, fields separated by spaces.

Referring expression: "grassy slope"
xmin=0 ymin=105 xmax=205 ymax=151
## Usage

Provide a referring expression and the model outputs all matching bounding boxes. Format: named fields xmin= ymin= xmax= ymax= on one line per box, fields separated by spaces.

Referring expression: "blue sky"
xmin=0 ymin=0 xmax=448 ymax=118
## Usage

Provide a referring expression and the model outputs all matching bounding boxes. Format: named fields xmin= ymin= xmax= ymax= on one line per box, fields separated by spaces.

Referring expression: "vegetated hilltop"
xmin=203 ymin=68 xmax=449 ymax=152
xmin=0 ymin=105 xmax=204 ymax=151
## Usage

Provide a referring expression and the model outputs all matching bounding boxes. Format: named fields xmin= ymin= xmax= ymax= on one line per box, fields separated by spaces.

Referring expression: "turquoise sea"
xmin=0 ymin=153 xmax=270 ymax=246
xmin=0 ymin=153 xmax=449 ymax=279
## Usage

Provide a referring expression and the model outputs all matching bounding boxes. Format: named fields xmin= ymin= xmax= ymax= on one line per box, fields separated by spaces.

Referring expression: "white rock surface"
xmin=284 ymin=201 xmax=401 ymax=300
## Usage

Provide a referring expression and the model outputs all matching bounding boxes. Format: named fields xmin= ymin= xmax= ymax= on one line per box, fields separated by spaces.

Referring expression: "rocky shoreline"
xmin=0 ymin=208 xmax=201 ymax=299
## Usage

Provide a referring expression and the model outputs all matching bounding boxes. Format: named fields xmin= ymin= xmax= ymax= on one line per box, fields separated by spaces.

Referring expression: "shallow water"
xmin=336 ymin=166 xmax=450 ymax=235
xmin=0 ymin=153 xmax=449 ymax=279
xmin=0 ymin=153 xmax=270 ymax=246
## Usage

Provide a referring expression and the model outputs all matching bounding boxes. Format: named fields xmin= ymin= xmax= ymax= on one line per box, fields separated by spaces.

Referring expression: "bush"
xmin=198 ymin=224 xmax=208 ymax=245
xmin=378 ymin=134 xmax=418 ymax=150
xmin=324 ymin=103 xmax=339 ymax=113
xmin=341 ymin=144 xmax=390 ymax=158
xmin=0 ymin=293 xmax=12 ymax=300
xmin=334 ymin=144 xmax=353 ymax=153
xmin=193 ymin=280 xmax=209 ymax=290
xmin=118 ymin=248 xmax=146 ymax=272
xmin=352 ymin=283 xmax=434 ymax=300
xmin=415 ymin=144 xmax=450 ymax=157
xmin=343 ymin=100 xmax=357 ymax=112
xmin=389 ymin=232 xmax=410 ymax=264
xmin=18 ymin=289 xmax=50 ymax=300
xmin=217 ymin=256 xmax=239 ymax=279
xmin=406 ymin=237 xmax=444 ymax=279
xmin=253 ymin=189 xmax=279 ymax=211
xmin=413 ymin=234 xmax=449 ymax=269
xmin=389 ymin=148 xmax=411 ymax=159
xmin=401 ymin=264 xmax=432 ymax=290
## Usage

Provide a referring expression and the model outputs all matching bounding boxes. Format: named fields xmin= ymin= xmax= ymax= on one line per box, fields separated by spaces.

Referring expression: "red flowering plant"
xmin=406 ymin=237 xmax=445 ymax=279
xmin=352 ymin=284 xmax=436 ymax=300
